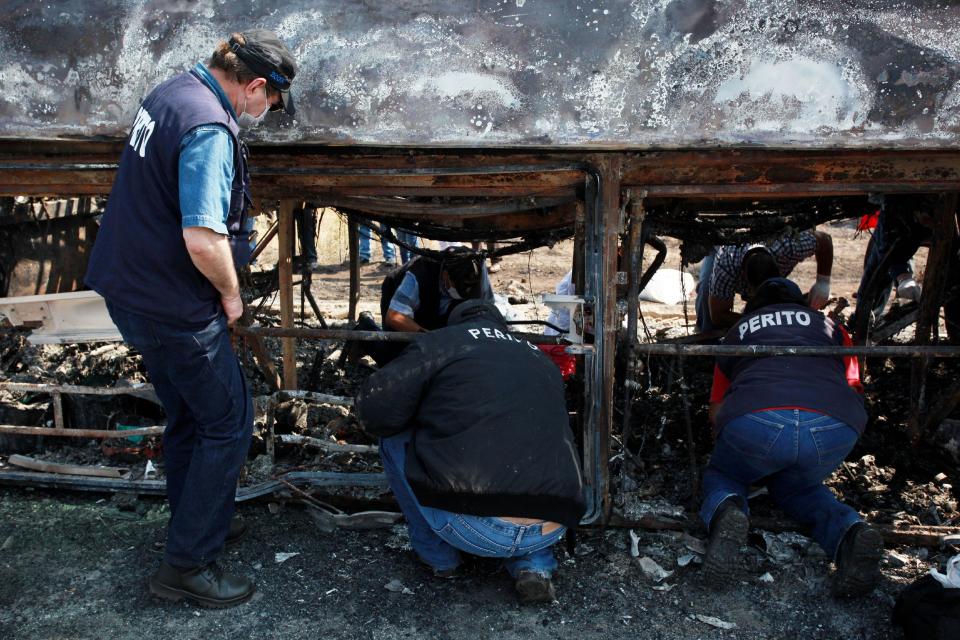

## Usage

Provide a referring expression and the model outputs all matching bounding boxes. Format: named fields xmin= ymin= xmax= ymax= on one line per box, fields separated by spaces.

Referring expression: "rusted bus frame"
xmin=2 ymin=147 xmax=960 ymax=199
xmin=2 ymin=146 xmax=960 ymax=526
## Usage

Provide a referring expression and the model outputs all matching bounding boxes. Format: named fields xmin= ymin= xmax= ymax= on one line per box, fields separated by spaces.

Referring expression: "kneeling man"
xmin=702 ymin=277 xmax=881 ymax=597
xmin=356 ymin=300 xmax=585 ymax=603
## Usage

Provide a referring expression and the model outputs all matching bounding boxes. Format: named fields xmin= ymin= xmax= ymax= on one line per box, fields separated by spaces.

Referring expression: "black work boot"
xmin=149 ymin=561 xmax=255 ymax=608
xmin=831 ymin=522 xmax=883 ymax=597
xmin=514 ymin=571 xmax=556 ymax=604
xmin=703 ymin=499 xmax=749 ymax=587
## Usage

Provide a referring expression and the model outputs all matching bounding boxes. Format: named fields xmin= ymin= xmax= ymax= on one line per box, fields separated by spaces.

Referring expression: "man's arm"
xmin=384 ymin=272 xmax=425 ymax=332
xmin=355 ymin=341 xmax=431 ymax=437
xmin=178 ymin=125 xmax=241 ymax=323
xmin=708 ymin=294 xmax=740 ymax=329
xmin=385 ymin=309 xmax=425 ymax=333
xmin=183 ymin=227 xmax=243 ymax=324
xmin=808 ymin=230 xmax=833 ymax=309
xmin=812 ymin=230 xmax=833 ymax=277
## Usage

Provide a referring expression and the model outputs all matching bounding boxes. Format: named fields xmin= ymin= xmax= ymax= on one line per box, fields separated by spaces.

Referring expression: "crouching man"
xmin=355 ymin=300 xmax=585 ymax=603
xmin=702 ymin=277 xmax=882 ymax=597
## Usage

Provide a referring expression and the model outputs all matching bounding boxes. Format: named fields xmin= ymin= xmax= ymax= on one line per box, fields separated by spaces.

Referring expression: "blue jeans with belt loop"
xmin=700 ymin=409 xmax=863 ymax=560
xmin=379 ymin=430 xmax=564 ymax=577
xmin=106 ymin=302 xmax=253 ymax=568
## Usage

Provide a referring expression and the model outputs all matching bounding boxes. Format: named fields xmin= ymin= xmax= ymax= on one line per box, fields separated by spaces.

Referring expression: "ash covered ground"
xmin=0 ymin=223 xmax=958 ymax=639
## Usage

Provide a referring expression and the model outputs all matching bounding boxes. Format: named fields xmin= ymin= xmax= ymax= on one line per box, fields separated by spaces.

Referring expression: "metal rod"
xmin=347 ymin=219 xmax=360 ymax=325
xmin=273 ymin=390 xmax=354 ymax=407
xmin=620 ymin=195 xmax=644 ymax=456
xmin=277 ymin=434 xmax=377 ymax=454
xmin=249 ymin=218 xmax=279 ymax=262
xmin=0 ymin=382 xmax=155 ymax=396
xmin=630 ymin=343 xmax=960 ymax=357
xmin=51 ymin=392 xmax=64 ymax=431
xmin=234 ymin=324 xmax=567 ymax=345
xmin=0 ymin=469 xmax=388 ymax=500
xmin=0 ymin=424 xmax=165 ymax=438
xmin=278 ymin=199 xmax=298 ymax=390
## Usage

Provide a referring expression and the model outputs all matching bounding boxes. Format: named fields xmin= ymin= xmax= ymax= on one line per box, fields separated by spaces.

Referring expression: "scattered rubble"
xmin=636 ymin=556 xmax=673 ymax=583
xmin=691 ymin=614 xmax=737 ymax=630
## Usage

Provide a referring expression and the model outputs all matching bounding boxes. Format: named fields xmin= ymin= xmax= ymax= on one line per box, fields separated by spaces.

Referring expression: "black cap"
xmin=440 ymin=246 xmax=483 ymax=300
xmin=230 ymin=29 xmax=297 ymax=115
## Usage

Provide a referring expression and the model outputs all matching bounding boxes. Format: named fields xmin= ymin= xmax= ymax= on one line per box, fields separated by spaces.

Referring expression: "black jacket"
xmin=356 ymin=301 xmax=586 ymax=528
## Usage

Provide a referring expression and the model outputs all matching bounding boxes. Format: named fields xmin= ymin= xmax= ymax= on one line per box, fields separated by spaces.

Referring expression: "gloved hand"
xmin=808 ymin=274 xmax=831 ymax=309
xmin=896 ymin=275 xmax=922 ymax=302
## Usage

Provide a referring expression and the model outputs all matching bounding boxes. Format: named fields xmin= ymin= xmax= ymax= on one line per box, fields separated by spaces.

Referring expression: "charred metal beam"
xmin=234 ymin=324 xmax=568 ymax=345
xmin=631 ymin=344 xmax=960 ymax=357
xmin=0 ymin=470 xmax=388 ymax=500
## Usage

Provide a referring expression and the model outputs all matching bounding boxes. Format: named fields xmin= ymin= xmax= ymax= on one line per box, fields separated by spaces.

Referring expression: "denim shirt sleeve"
xmin=178 ymin=125 xmax=234 ymax=234
xmin=388 ymin=272 xmax=420 ymax=317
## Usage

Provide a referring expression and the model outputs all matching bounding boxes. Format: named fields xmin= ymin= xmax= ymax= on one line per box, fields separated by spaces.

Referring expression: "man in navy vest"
xmin=85 ymin=30 xmax=296 ymax=608
xmin=701 ymin=276 xmax=882 ymax=598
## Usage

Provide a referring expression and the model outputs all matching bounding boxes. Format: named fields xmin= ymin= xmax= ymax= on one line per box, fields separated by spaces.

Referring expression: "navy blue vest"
xmin=715 ymin=303 xmax=868 ymax=433
xmin=85 ymin=71 xmax=251 ymax=327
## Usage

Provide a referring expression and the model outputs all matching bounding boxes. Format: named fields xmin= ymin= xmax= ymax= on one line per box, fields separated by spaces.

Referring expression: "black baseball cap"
xmin=230 ymin=29 xmax=297 ymax=115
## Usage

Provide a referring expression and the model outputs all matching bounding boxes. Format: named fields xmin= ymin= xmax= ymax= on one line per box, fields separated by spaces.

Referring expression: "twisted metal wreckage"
xmin=0 ymin=1 xmax=959 ymax=544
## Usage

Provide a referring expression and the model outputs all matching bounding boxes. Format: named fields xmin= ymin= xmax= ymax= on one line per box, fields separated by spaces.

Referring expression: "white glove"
xmin=896 ymin=276 xmax=922 ymax=303
xmin=808 ymin=274 xmax=831 ymax=309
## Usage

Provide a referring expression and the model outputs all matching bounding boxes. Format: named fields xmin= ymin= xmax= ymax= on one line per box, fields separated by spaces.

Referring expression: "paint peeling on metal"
xmin=0 ymin=0 xmax=957 ymax=148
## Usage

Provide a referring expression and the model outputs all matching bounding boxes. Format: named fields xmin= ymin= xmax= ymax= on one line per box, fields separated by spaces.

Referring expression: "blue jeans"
xmin=359 ymin=224 xmax=396 ymax=262
xmin=379 ymin=430 xmax=564 ymax=577
xmin=695 ymin=251 xmax=717 ymax=332
xmin=106 ymin=302 xmax=253 ymax=568
xmin=701 ymin=409 xmax=862 ymax=560
xmin=855 ymin=213 xmax=913 ymax=323
xmin=395 ymin=231 xmax=418 ymax=264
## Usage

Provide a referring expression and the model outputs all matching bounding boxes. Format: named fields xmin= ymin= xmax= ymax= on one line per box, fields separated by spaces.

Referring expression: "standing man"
xmin=85 ymin=30 xmax=297 ymax=607
xmin=695 ymin=229 xmax=833 ymax=332
xmin=701 ymin=277 xmax=881 ymax=597
xmin=356 ymin=300 xmax=585 ymax=603
xmin=359 ymin=223 xmax=397 ymax=266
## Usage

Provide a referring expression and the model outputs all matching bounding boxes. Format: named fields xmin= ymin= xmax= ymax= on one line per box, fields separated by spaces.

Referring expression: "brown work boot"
xmin=702 ymin=500 xmax=749 ymax=587
xmin=514 ymin=571 xmax=556 ymax=604
xmin=831 ymin=523 xmax=883 ymax=597
xmin=149 ymin=561 xmax=255 ymax=608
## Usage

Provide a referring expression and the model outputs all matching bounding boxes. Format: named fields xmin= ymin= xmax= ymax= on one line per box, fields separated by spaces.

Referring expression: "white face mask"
xmin=238 ymin=86 xmax=269 ymax=128
xmin=447 ymin=286 xmax=463 ymax=300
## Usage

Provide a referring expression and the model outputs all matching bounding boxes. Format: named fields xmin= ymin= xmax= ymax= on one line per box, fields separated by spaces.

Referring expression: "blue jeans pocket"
xmin=437 ymin=517 xmax=513 ymax=557
xmin=809 ymin=422 xmax=857 ymax=466
xmin=722 ymin=413 xmax=785 ymax=459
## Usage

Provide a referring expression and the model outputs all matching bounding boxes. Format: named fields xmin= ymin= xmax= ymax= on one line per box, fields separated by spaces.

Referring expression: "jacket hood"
xmin=447 ymin=299 xmax=506 ymax=328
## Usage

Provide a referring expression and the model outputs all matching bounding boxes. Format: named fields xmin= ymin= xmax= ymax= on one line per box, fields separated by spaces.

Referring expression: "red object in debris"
xmin=857 ymin=210 xmax=880 ymax=231
xmin=537 ymin=344 xmax=577 ymax=379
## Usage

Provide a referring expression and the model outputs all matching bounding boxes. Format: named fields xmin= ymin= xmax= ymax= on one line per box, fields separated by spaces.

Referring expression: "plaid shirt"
xmin=709 ymin=230 xmax=818 ymax=301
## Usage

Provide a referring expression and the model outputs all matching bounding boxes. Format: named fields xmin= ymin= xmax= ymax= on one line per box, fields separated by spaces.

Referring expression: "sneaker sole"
xmin=703 ymin=507 xmax=749 ymax=587
xmin=148 ymin=577 xmax=255 ymax=609
xmin=832 ymin=527 xmax=883 ymax=598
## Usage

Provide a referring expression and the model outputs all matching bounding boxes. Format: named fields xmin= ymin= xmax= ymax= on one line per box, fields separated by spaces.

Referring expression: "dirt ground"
xmin=0 ymin=219 xmax=956 ymax=640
